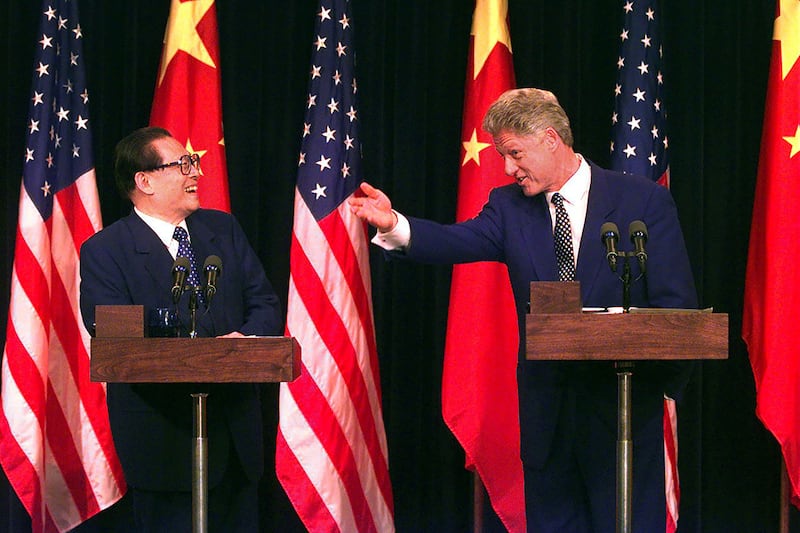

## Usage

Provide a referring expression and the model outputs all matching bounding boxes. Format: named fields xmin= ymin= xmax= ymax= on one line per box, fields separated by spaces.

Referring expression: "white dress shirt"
xmin=134 ymin=207 xmax=190 ymax=260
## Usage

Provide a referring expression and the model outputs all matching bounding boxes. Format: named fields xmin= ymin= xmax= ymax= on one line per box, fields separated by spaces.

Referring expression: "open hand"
xmin=348 ymin=182 xmax=397 ymax=232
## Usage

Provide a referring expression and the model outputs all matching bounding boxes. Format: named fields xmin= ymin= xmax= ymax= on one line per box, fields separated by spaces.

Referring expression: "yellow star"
xmin=783 ymin=124 xmax=800 ymax=157
xmin=186 ymin=138 xmax=208 ymax=175
xmin=158 ymin=0 xmax=217 ymax=86
xmin=462 ymin=129 xmax=491 ymax=166
xmin=471 ymin=0 xmax=512 ymax=79
xmin=774 ymin=0 xmax=800 ymax=79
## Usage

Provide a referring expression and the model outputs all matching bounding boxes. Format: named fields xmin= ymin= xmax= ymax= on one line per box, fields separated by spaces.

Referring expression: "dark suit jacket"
xmin=80 ymin=209 xmax=283 ymax=491
xmin=399 ymin=163 xmax=697 ymax=468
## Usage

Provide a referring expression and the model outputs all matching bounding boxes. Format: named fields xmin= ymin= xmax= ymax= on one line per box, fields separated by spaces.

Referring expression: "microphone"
xmin=203 ymin=255 xmax=223 ymax=304
xmin=600 ymin=222 xmax=620 ymax=272
xmin=629 ymin=220 xmax=648 ymax=273
xmin=171 ymin=257 xmax=190 ymax=303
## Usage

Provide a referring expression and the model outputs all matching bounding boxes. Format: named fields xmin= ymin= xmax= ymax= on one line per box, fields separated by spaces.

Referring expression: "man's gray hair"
xmin=482 ymin=88 xmax=574 ymax=147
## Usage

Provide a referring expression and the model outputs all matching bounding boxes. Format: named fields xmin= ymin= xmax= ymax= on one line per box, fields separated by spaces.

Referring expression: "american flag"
xmin=609 ymin=2 xmax=678 ymax=531
xmin=0 ymin=1 xmax=125 ymax=532
xmin=610 ymin=0 xmax=670 ymax=187
xmin=276 ymin=1 xmax=394 ymax=531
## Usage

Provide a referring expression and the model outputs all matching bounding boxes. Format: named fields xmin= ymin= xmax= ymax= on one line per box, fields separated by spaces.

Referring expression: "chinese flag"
xmin=743 ymin=0 xmax=800 ymax=508
xmin=150 ymin=0 xmax=230 ymax=212
xmin=441 ymin=0 xmax=524 ymax=530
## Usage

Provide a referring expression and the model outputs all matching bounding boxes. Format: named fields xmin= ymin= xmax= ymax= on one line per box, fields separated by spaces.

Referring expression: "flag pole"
xmin=473 ymin=472 xmax=484 ymax=533
xmin=780 ymin=460 xmax=789 ymax=533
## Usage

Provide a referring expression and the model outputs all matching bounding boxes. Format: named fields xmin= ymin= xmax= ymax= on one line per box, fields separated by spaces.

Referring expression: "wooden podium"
xmin=525 ymin=282 xmax=728 ymax=533
xmin=90 ymin=305 xmax=301 ymax=533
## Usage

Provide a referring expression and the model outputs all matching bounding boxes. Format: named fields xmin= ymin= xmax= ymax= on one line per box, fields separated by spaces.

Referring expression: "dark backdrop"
xmin=0 ymin=1 xmax=788 ymax=531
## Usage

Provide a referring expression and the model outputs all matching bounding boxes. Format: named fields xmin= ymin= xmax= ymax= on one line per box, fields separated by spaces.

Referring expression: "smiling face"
xmin=493 ymin=128 xmax=565 ymax=197
xmin=133 ymin=136 xmax=200 ymax=223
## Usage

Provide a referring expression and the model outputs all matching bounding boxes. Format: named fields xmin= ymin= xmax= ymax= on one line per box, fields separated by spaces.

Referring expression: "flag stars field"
xmin=277 ymin=2 xmax=393 ymax=531
xmin=610 ymin=0 xmax=670 ymax=186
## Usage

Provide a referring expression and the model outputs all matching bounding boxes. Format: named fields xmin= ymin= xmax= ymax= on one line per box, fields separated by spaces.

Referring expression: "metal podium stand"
xmin=90 ymin=305 xmax=300 ymax=533
xmin=524 ymin=282 xmax=728 ymax=533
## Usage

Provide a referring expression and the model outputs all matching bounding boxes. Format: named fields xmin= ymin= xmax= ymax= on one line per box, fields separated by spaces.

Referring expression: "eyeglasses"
xmin=145 ymin=153 xmax=200 ymax=175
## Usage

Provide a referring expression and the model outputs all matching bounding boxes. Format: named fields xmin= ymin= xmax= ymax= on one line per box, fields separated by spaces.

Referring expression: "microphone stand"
xmin=605 ymin=248 xmax=647 ymax=532
xmin=621 ymin=256 xmax=632 ymax=313
xmin=610 ymin=252 xmax=644 ymax=313
xmin=188 ymin=286 xmax=199 ymax=338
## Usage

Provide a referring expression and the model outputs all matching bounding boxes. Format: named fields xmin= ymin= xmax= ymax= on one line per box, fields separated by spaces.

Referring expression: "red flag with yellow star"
xmin=442 ymin=1 xmax=524 ymax=530
xmin=149 ymin=0 xmax=230 ymax=211
xmin=743 ymin=0 xmax=800 ymax=508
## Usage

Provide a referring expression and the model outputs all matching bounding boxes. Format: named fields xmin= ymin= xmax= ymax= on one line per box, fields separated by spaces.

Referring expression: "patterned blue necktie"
xmin=173 ymin=226 xmax=204 ymax=303
xmin=551 ymin=193 xmax=576 ymax=282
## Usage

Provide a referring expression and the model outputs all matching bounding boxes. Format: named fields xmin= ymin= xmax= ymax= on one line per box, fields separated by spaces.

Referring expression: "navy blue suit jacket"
xmin=400 ymin=163 xmax=697 ymax=468
xmin=80 ymin=209 xmax=283 ymax=491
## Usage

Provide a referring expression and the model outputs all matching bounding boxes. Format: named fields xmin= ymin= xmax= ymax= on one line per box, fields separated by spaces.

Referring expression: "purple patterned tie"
xmin=551 ymin=193 xmax=576 ymax=281
xmin=173 ymin=226 xmax=204 ymax=303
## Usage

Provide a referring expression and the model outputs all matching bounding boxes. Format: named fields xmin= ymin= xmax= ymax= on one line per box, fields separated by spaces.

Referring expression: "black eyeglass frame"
xmin=144 ymin=153 xmax=200 ymax=175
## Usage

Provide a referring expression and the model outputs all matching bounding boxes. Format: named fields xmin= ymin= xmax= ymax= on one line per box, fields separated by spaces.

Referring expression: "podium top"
xmin=90 ymin=305 xmax=300 ymax=383
xmin=525 ymin=311 xmax=728 ymax=361
xmin=525 ymin=282 xmax=728 ymax=361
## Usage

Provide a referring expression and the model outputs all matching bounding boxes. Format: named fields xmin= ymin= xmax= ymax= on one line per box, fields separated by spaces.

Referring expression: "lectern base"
xmin=192 ymin=393 xmax=208 ymax=533
xmin=615 ymin=362 xmax=633 ymax=533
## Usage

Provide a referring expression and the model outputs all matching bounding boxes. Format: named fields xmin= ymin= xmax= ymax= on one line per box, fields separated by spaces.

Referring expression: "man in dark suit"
xmin=349 ymin=88 xmax=697 ymax=532
xmin=80 ymin=127 xmax=282 ymax=531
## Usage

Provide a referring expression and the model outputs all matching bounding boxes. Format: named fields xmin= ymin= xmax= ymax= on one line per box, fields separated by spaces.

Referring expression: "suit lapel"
xmin=124 ymin=212 xmax=174 ymax=298
xmin=185 ymin=212 xmax=220 ymax=269
xmin=185 ymin=212 xmax=226 ymax=330
xmin=576 ymin=165 xmax=616 ymax=298
xmin=519 ymin=193 xmax=559 ymax=281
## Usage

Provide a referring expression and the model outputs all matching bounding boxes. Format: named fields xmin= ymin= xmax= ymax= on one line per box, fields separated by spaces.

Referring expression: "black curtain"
xmin=0 ymin=1 xmax=790 ymax=531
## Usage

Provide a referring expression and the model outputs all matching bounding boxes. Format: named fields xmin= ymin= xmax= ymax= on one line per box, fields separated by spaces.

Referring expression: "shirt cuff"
xmin=371 ymin=210 xmax=410 ymax=250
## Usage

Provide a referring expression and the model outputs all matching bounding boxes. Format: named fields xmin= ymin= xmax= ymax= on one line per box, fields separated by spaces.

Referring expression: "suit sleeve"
xmin=640 ymin=184 xmax=698 ymax=309
xmin=401 ymin=188 xmax=508 ymax=265
xmin=638 ymin=184 xmax=699 ymax=400
xmin=229 ymin=215 xmax=283 ymax=337
xmin=79 ymin=235 xmax=133 ymax=335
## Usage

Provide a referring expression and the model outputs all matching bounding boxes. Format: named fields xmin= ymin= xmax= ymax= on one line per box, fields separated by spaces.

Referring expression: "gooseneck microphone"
xmin=629 ymin=220 xmax=648 ymax=273
xmin=600 ymin=222 xmax=620 ymax=272
xmin=171 ymin=256 xmax=190 ymax=303
xmin=203 ymin=255 xmax=223 ymax=304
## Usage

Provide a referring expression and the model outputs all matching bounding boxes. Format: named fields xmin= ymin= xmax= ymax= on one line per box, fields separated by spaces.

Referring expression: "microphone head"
xmin=203 ymin=255 xmax=223 ymax=275
xmin=600 ymin=222 xmax=619 ymax=272
xmin=172 ymin=256 xmax=190 ymax=272
xmin=629 ymin=220 xmax=648 ymax=242
xmin=600 ymin=221 xmax=619 ymax=243
xmin=171 ymin=256 xmax=190 ymax=303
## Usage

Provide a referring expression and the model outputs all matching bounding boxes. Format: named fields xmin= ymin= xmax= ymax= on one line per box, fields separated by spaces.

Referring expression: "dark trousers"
xmin=523 ymin=389 xmax=667 ymax=533
xmin=104 ymin=449 xmax=259 ymax=533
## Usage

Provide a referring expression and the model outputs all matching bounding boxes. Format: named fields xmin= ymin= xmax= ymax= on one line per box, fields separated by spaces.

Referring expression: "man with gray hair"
xmin=350 ymin=88 xmax=696 ymax=531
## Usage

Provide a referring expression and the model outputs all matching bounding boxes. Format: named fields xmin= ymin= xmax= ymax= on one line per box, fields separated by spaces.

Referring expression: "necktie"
xmin=173 ymin=226 xmax=203 ymax=303
xmin=551 ymin=193 xmax=576 ymax=282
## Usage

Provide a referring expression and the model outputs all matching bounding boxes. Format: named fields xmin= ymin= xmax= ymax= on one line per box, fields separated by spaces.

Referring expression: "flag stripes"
xmin=277 ymin=2 xmax=394 ymax=531
xmin=0 ymin=2 xmax=124 ymax=530
xmin=1 ymin=177 xmax=124 ymax=531
xmin=278 ymin=197 xmax=392 ymax=532
xmin=663 ymin=398 xmax=680 ymax=532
